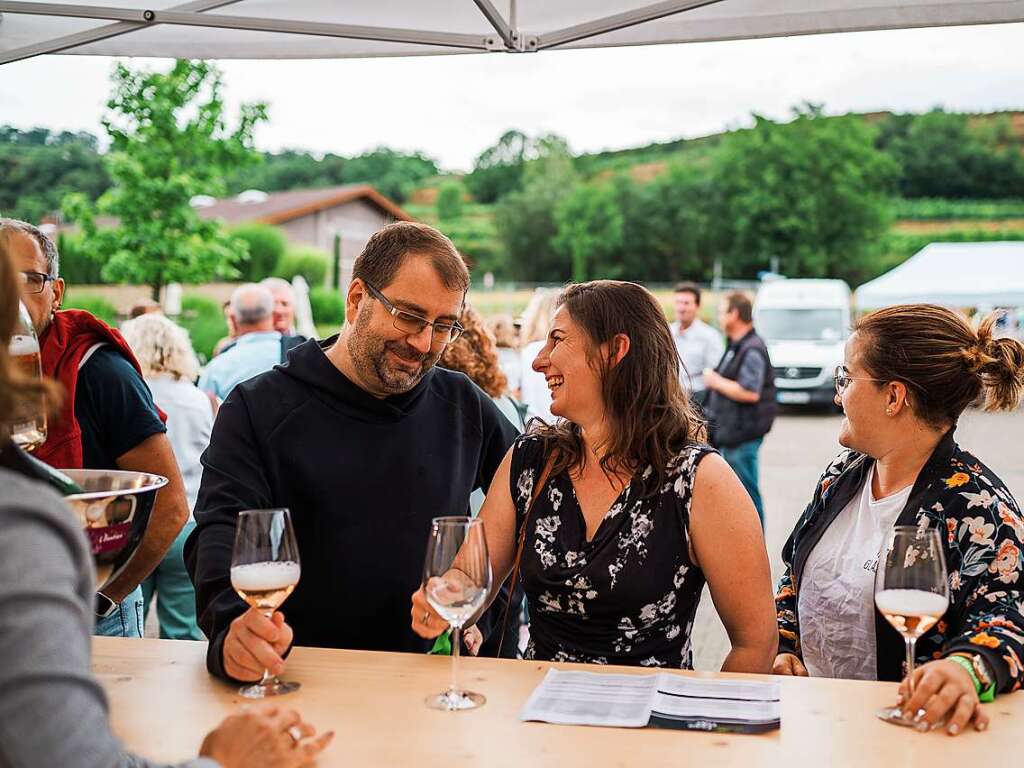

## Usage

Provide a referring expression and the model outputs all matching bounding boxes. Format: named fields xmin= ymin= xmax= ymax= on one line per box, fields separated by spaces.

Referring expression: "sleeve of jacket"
xmin=940 ymin=484 xmax=1024 ymax=694
xmin=185 ymin=386 xmax=277 ymax=681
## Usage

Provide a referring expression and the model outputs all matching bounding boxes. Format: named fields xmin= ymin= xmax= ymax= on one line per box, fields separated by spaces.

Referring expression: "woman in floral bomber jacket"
xmin=775 ymin=304 xmax=1024 ymax=737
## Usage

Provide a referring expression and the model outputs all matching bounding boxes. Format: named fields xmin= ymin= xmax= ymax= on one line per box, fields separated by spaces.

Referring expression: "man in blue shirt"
xmin=703 ymin=291 xmax=777 ymax=524
xmin=200 ymin=283 xmax=282 ymax=400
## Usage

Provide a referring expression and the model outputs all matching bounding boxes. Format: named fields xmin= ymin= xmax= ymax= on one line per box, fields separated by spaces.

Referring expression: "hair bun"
xmin=961 ymin=341 xmax=992 ymax=375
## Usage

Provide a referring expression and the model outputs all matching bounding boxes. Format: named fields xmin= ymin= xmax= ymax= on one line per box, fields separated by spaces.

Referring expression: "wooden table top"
xmin=94 ymin=637 xmax=1022 ymax=767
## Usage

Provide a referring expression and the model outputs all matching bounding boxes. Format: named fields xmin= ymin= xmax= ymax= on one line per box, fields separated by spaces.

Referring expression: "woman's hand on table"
xmin=199 ymin=702 xmax=333 ymax=767
xmin=224 ymin=608 xmax=294 ymax=682
xmin=772 ymin=653 xmax=808 ymax=676
xmin=898 ymin=659 xmax=990 ymax=736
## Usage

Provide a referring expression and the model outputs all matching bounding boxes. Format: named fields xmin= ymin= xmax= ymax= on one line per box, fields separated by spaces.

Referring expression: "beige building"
xmin=194 ymin=184 xmax=414 ymax=288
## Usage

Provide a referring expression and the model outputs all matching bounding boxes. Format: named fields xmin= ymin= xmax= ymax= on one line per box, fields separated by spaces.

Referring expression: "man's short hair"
xmin=352 ymin=222 xmax=469 ymax=294
xmin=673 ymin=282 xmax=701 ymax=305
xmin=0 ymin=218 xmax=59 ymax=277
xmin=723 ymin=291 xmax=754 ymax=323
xmin=230 ymin=283 xmax=274 ymax=326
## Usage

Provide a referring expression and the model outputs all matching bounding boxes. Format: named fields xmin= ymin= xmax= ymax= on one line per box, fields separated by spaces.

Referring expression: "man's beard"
xmin=347 ymin=309 xmax=439 ymax=394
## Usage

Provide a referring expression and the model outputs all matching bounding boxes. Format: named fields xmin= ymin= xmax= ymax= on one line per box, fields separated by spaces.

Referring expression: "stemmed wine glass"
xmin=874 ymin=525 xmax=950 ymax=726
xmin=422 ymin=516 xmax=492 ymax=711
xmin=5 ymin=301 xmax=47 ymax=451
xmin=230 ymin=508 xmax=302 ymax=699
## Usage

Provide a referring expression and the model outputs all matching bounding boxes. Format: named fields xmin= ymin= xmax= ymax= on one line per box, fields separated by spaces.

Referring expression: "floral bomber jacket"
xmin=775 ymin=430 xmax=1024 ymax=693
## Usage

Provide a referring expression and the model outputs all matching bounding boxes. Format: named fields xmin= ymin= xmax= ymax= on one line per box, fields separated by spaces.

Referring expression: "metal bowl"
xmin=61 ymin=469 xmax=168 ymax=590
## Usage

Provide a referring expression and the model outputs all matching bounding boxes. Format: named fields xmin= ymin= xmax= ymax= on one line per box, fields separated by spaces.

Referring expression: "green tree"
xmin=553 ymin=182 xmax=624 ymax=282
xmin=435 ymin=180 xmax=465 ymax=221
xmin=494 ymin=144 xmax=579 ymax=282
xmin=465 ymin=130 xmax=530 ymax=204
xmin=711 ymin=106 xmax=896 ymax=283
xmin=63 ymin=60 xmax=267 ymax=299
xmin=231 ymin=222 xmax=286 ymax=281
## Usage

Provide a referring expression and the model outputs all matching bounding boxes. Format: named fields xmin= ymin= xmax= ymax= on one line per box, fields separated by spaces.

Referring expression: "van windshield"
xmin=758 ymin=309 xmax=845 ymax=342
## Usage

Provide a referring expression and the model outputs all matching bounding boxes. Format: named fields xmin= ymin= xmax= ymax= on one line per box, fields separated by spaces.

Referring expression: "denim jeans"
xmin=721 ymin=437 xmax=764 ymax=526
xmin=93 ymin=585 xmax=145 ymax=638
xmin=142 ymin=520 xmax=204 ymax=640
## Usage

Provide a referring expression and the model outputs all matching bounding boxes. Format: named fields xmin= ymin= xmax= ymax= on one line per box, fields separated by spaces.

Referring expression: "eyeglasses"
xmin=19 ymin=270 xmax=56 ymax=295
xmin=833 ymin=365 xmax=888 ymax=394
xmin=364 ymin=281 xmax=464 ymax=344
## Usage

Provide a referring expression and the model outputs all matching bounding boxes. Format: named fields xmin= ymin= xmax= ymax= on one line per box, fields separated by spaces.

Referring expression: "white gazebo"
xmin=855 ymin=242 xmax=1024 ymax=310
xmin=2 ymin=1 xmax=1023 ymax=65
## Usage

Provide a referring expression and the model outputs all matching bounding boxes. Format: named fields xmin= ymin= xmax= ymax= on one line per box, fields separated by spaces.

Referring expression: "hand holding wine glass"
xmin=874 ymin=525 xmax=950 ymax=728
xmin=230 ymin=508 xmax=302 ymax=699
xmin=421 ymin=516 xmax=492 ymax=711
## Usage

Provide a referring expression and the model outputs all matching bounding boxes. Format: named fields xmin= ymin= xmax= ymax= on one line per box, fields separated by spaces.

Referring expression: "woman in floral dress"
xmin=774 ymin=304 xmax=1024 ymax=736
xmin=413 ymin=280 xmax=777 ymax=672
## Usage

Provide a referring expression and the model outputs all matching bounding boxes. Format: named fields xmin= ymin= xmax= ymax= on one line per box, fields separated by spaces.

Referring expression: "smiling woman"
xmin=412 ymin=279 xmax=779 ymax=674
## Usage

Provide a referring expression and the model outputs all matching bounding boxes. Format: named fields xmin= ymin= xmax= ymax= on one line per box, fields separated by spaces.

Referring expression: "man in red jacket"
xmin=3 ymin=218 xmax=189 ymax=638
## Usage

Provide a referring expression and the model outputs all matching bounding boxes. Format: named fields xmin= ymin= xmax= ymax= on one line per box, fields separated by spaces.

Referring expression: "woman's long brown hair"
xmin=0 ymin=231 xmax=61 ymax=427
xmin=530 ymin=280 xmax=705 ymax=497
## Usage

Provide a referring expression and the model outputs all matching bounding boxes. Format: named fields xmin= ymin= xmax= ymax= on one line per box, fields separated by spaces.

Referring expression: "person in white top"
xmin=121 ymin=312 xmax=215 ymax=640
xmin=487 ymin=313 xmax=523 ymax=398
xmin=518 ymin=288 xmax=559 ymax=423
xmin=671 ymin=282 xmax=725 ymax=406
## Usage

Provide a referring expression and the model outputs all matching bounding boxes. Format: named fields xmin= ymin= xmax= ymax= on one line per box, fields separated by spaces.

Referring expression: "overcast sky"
xmin=1 ymin=22 xmax=1022 ymax=171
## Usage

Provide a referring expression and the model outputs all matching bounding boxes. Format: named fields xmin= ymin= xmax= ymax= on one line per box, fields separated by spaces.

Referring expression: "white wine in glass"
xmin=6 ymin=302 xmax=47 ymax=452
xmin=230 ymin=508 xmax=301 ymax=699
xmin=874 ymin=525 xmax=949 ymax=727
xmin=422 ymin=516 xmax=491 ymax=711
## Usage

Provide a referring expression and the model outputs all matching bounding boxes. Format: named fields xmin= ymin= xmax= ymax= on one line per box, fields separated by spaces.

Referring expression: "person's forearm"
xmin=104 ymin=438 xmax=189 ymax=602
xmin=712 ymin=379 xmax=760 ymax=403
xmin=721 ymin=643 xmax=776 ymax=674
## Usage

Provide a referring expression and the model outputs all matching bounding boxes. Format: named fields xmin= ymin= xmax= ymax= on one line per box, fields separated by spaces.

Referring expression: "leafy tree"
xmin=63 ymin=60 xmax=267 ymax=299
xmin=465 ymin=130 xmax=530 ymax=204
xmin=338 ymin=147 xmax=438 ymax=202
xmin=436 ymin=180 xmax=465 ymax=221
xmin=494 ymin=145 xmax=579 ymax=281
xmin=711 ymin=106 xmax=897 ymax=283
xmin=553 ymin=182 xmax=624 ymax=282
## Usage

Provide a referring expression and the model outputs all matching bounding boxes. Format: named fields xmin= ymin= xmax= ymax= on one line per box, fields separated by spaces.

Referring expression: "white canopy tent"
xmin=855 ymin=242 xmax=1024 ymax=310
xmin=2 ymin=0 xmax=1024 ymax=65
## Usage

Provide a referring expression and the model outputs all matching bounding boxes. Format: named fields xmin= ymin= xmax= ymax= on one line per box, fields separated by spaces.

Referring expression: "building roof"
xmin=195 ymin=184 xmax=413 ymax=226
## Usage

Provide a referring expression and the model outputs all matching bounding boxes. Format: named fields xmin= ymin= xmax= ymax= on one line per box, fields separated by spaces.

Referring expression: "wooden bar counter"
xmin=94 ymin=637 xmax=1022 ymax=767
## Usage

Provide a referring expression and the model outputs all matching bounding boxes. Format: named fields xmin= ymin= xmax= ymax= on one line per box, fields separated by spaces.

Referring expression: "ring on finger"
xmin=287 ymin=725 xmax=303 ymax=745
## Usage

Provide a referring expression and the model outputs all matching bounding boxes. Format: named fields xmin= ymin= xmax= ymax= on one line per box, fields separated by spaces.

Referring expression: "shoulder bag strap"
xmin=496 ymin=450 xmax=557 ymax=658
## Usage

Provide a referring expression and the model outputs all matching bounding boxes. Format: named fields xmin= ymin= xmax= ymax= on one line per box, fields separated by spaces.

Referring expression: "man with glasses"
xmin=1 ymin=218 xmax=189 ymax=638
xmin=186 ymin=222 xmax=519 ymax=683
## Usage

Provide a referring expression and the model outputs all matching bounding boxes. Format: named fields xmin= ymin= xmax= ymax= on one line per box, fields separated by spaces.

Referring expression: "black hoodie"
xmin=184 ymin=337 xmax=518 ymax=679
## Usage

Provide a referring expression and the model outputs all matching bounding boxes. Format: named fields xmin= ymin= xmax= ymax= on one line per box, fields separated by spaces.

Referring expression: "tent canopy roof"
xmin=855 ymin=242 xmax=1024 ymax=310
xmin=2 ymin=0 xmax=1024 ymax=65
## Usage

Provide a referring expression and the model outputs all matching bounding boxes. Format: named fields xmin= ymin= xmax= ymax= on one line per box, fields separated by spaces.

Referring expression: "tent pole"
xmin=471 ymin=0 xmax=516 ymax=49
xmin=0 ymin=2 xmax=491 ymax=51
xmin=0 ymin=0 xmax=242 ymax=65
xmin=534 ymin=0 xmax=727 ymax=50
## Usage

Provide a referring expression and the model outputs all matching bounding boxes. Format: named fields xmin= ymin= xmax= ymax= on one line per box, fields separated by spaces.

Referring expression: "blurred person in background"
xmin=487 ymin=313 xmax=522 ymax=398
xmin=122 ymin=313 xmax=216 ymax=640
xmin=671 ymin=282 xmax=724 ymax=408
xmin=774 ymin=304 xmax=1024 ymax=737
xmin=703 ymin=291 xmax=777 ymax=525
xmin=2 ymin=217 xmax=188 ymax=639
xmin=0 ymin=230 xmax=333 ymax=768
xmin=518 ymin=288 xmax=560 ymax=424
xmin=211 ymin=299 xmax=237 ymax=358
xmin=128 ymin=298 xmax=162 ymax=320
xmin=199 ymin=283 xmax=281 ymax=401
xmin=441 ymin=305 xmax=527 ymax=515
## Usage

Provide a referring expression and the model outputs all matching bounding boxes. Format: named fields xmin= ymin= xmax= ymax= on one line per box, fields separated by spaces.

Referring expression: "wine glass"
xmin=422 ymin=516 xmax=492 ymax=711
xmin=230 ymin=508 xmax=302 ymax=699
xmin=6 ymin=301 xmax=47 ymax=451
xmin=874 ymin=525 xmax=949 ymax=726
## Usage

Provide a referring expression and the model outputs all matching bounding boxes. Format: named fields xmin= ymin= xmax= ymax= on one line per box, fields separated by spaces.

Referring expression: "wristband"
xmin=947 ymin=654 xmax=996 ymax=702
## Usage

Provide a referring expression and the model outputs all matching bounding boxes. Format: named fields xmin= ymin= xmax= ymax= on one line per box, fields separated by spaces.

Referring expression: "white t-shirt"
xmin=519 ymin=340 xmax=553 ymax=423
xmin=672 ymin=319 xmax=725 ymax=393
xmin=798 ymin=464 xmax=913 ymax=680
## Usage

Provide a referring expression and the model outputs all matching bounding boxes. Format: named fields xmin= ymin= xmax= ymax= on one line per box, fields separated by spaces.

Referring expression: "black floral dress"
xmin=510 ymin=434 xmax=714 ymax=668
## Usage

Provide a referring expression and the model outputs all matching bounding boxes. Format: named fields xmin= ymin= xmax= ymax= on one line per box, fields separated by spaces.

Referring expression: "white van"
xmin=754 ymin=278 xmax=852 ymax=407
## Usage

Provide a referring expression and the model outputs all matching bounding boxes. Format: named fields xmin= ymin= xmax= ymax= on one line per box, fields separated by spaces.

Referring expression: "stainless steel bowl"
xmin=61 ymin=469 xmax=168 ymax=590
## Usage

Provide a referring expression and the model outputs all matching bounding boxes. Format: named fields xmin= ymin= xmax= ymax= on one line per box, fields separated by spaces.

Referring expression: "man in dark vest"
xmin=703 ymin=291 xmax=777 ymax=525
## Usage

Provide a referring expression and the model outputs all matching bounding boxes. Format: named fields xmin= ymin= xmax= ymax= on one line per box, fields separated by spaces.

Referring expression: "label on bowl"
xmin=87 ymin=522 xmax=133 ymax=554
